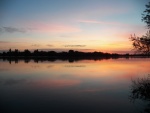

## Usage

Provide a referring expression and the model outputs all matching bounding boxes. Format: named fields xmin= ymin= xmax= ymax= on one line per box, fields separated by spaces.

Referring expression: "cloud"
xmin=0 ymin=41 xmax=9 ymax=43
xmin=63 ymin=45 xmax=86 ymax=47
xmin=78 ymin=19 xmax=124 ymax=26
xmin=34 ymin=48 xmax=94 ymax=52
xmin=2 ymin=27 xmax=27 ymax=33
xmin=78 ymin=20 xmax=104 ymax=24
xmin=47 ymin=44 xmax=53 ymax=47
xmin=0 ymin=22 xmax=81 ymax=34
xmin=27 ymin=22 xmax=81 ymax=33
xmin=31 ymin=44 xmax=40 ymax=47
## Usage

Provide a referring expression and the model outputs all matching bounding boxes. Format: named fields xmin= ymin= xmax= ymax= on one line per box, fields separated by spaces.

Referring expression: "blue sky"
xmin=0 ymin=0 xmax=149 ymax=53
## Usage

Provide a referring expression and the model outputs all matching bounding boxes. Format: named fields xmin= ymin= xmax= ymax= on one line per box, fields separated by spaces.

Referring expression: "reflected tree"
xmin=129 ymin=75 xmax=150 ymax=113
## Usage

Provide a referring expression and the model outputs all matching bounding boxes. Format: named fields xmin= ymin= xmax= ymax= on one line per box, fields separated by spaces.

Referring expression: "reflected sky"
xmin=0 ymin=58 xmax=150 ymax=113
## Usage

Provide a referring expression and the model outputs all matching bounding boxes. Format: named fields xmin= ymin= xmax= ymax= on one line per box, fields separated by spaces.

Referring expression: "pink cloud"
xmin=78 ymin=19 xmax=128 ymax=26
xmin=28 ymin=22 xmax=81 ymax=33
xmin=77 ymin=19 xmax=144 ymax=29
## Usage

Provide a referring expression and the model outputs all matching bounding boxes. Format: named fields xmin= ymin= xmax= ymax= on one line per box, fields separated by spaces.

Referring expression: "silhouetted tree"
xmin=68 ymin=50 xmax=75 ymax=56
xmin=2 ymin=51 xmax=6 ymax=56
xmin=9 ymin=48 xmax=11 ymax=53
xmin=130 ymin=31 xmax=150 ymax=54
xmin=14 ymin=49 xmax=19 ymax=56
xmin=24 ymin=49 xmax=31 ymax=56
xmin=33 ymin=49 xmax=39 ymax=56
xmin=142 ymin=2 xmax=150 ymax=29
xmin=48 ymin=51 xmax=57 ymax=56
xmin=68 ymin=50 xmax=74 ymax=54
xmin=8 ymin=48 xmax=12 ymax=56
xmin=130 ymin=2 xmax=150 ymax=55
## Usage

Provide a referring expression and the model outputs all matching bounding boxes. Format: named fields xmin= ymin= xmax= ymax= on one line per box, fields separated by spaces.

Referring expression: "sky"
xmin=0 ymin=0 xmax=149 ymax=53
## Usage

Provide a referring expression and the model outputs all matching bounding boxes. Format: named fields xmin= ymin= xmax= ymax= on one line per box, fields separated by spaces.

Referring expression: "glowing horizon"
xmin=0 ymin=0 xmax=149 ymax=53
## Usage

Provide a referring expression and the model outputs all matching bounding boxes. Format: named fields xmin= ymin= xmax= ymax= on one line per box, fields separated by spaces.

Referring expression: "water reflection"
xmin=1 ymin=78 xmax=28 ymax=86
xmin=129 ymin=75 xmax=150 ymax=113
xmin=64 ymin=65 xmax=86 ymax=67
xmin=0 ymin=58 xmax=150 ymax=113
xmin=1 ymin=57 xmax=118 ymax=64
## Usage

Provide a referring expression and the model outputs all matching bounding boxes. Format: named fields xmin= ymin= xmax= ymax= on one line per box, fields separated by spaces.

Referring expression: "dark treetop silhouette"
xmin=130 ymin=31 xmax=150 ymax=54
xmin=130 ymin=2 xmax=150 ymax=55
xmin=142 ymin=2 xmax=150 ymax=29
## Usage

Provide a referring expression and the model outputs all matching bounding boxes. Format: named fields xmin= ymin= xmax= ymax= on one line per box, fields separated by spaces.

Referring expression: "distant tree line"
xmin=1 ymin=49 xmax=150 ymax=64
xmin=0 ymin=49 xmax=121 ymax=58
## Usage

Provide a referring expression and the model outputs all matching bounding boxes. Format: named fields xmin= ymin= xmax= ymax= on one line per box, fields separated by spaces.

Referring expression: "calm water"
xmin=0 ymin=58 xmax=150 ymax=113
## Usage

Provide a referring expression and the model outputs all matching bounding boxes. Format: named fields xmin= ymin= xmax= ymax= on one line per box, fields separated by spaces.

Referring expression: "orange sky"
xmin=0 ymin=0 xmax=149 ymax=53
